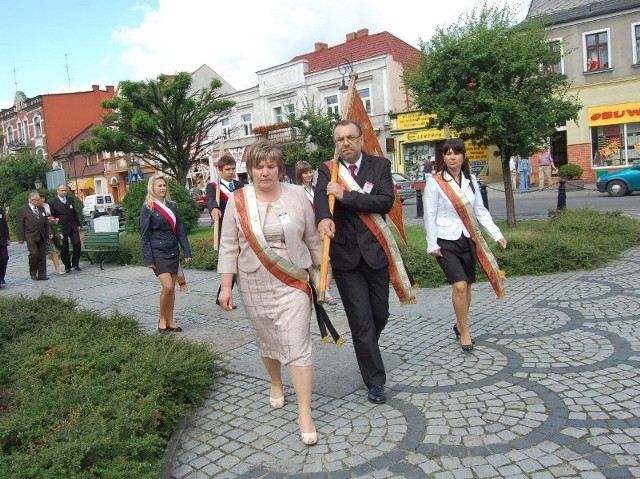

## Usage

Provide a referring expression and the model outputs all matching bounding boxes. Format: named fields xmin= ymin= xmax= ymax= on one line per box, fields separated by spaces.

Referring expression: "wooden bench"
xmin=81 ymin=231 xmax=120 ymax=270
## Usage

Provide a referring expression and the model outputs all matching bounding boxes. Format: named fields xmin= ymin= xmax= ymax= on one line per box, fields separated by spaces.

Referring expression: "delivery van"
xmin=83 ymin=194 xmax=115 ymax=218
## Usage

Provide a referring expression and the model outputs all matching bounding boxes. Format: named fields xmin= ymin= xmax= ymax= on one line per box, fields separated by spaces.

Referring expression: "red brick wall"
xmin=568 ymin=143 xmax=596 ymax=183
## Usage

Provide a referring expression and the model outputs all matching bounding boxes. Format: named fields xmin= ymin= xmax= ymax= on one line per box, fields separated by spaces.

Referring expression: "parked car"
xmin=392 ymin=172 xmax=414 ymax=202
xmin=595 ymin=162 xmax=640 ymax=197
xmin=190 ymin=189 xmax=207 ymax=210
xmin=83 ymin=194 xmax=116 ymax=218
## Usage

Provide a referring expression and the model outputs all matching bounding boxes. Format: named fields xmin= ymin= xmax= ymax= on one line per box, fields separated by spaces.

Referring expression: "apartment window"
xmin=21 ymin=121 xmax=28 ymax=140
xmin=325 ymin=95 xmax=339 ymax=116
xmin=584 ymin=29 xmax=610 ymax=71
xmin=633 ymin=23 xmax=640 ymax=65
xmin=34 ymin=116 xmax=42 ymax=136
xmin=546 ymin=39 xmax=564 ymax=74
xmin=221 ymin=118 xmax=230 ymax=139
xmin=241 ymin=113 xmax=253 ymax=136
xmin=358 ymin=87 xmax=372 ymax=114
xmin=274 ymin=103 xmax=295 ymax=123
xmin=17 ymin=122 xmax=23 ymax=141
xmin=6 ymin=126 xmax=13 ymax=144
xmin=86 ymin=154 xmax=99 ymax=166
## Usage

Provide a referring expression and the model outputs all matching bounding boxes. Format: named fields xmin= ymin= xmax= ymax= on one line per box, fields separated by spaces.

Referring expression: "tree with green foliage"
xmin=404 ymin=2 xmax=581 ymax=226
xmin=78 ymin=72 xmax=235 ymax=186
xmin=119 ymin=178 xmax=200 ymax=234
xmin=282 ymin=97 xmax=339 ymax=168
xmin=0 ymin=151 xmax=50 ymax=206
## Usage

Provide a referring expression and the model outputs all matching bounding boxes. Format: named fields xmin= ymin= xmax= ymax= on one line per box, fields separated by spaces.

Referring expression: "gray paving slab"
xmin=1 ymin=235 xmax=640 ymax=478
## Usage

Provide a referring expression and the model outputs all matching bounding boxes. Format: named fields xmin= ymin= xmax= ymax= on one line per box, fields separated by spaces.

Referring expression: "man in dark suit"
xmin=16 ymin=192 xmax=53 ymax=280
xmin=49 ymin=184 xmax=82 ymax=273
xmin=0 ymin=206 xmax=10 ymax=287
xmin=205 ymin=154 xmax=244 ymax=305
xmin=314 ymin=120 xmax=395 ymax=405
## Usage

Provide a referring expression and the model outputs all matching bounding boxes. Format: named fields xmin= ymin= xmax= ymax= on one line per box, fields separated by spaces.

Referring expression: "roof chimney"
xmin=346 ymin=31 xmax=357 ymax=42
xmin=356 ymin=28 xmax=369 ymax=38
xmin=314 ymin=42 xmax=328 ymax=52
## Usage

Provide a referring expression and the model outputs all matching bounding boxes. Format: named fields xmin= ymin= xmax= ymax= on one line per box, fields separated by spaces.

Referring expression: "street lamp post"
xmin=34 ymin=177 xmax=43 ymax=190
xmin=337 ymin=59 xmax=354 ymax=92
xmin=129 ymin=159 xmax=140 ymax=184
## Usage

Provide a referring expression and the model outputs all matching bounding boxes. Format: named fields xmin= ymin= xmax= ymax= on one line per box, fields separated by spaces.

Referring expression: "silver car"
xmin=392 ymin=172 xmax=414 ymax=202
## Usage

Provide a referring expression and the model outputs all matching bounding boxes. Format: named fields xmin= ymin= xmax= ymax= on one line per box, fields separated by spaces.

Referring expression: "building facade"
xmin=531 ymin=0 xmax=640 ymax=182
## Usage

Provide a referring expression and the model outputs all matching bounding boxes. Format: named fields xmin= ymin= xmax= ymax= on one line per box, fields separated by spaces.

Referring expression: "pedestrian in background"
xmin=140 ymin=173 xmax=192 ymax=333
xmin=295 ymin=160 xmax=315 ymax=209
xmin=39 ymin=192 xmax=63 ymax=276
xmin=538 ymin=145 xmax=556 ymax=190
xmin=0 ymin=206 xmax=9 ymax=287
xmin=509 ymin=153 xmax=519 ymax=190
xmin=49 ymin=184 xmax=83 ymax=273
xmin=16 ymin=192 xmax=53 ymax=281
xmin=424 ymin=138 xmax=507 ymax=352
xmin=517 ymin=154 xmax=531 ymax=192
xmin=218 ymin=140 xmax=323 ymax=446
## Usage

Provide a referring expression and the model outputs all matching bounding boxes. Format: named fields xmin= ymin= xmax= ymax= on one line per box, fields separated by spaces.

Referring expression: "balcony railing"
xmin=104 ymin=157 xmax=133 ymax=172
xmin=254 ymin=126 xmax=303 ymax=144
xmin=8 ymin=140 xmax=28 ymax=150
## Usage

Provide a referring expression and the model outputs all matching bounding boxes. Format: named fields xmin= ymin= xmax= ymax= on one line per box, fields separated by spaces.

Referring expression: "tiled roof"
xmin=290 ymin=30 xmax=419 ymax=74
xmin=528 ymin=0 xmax=640 ymax=24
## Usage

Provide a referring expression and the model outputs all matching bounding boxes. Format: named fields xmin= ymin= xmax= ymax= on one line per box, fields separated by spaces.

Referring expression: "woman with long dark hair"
xmin=424 ymin=138 xmax=507 ymax=352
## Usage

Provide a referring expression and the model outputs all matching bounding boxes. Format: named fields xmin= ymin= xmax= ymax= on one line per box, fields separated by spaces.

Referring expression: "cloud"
xmin=111 ymin=0 xmax=528 ymax=89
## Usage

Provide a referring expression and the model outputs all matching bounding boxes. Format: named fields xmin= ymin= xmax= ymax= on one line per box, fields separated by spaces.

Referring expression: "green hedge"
xmin=0 ymin=295 xmax=217 ymax=479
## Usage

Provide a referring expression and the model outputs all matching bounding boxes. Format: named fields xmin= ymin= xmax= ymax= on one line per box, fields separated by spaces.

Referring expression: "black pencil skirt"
xmin=436 ymin=235 xmax=477 ymax=284
xmin=153 ymin=256 xmax=179 ymax=276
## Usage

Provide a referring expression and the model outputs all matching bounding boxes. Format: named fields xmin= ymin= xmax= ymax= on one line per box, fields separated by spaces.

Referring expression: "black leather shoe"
xmin=168 ymin=326 xmax=183 ymax=332
xmin=367 ymin=385 xmax=386 ymax=404
xmin=38 ymin=276 xmax=49 ymax=280
xmin=0 ymin=279 xmax=5 ymax=284
xmin=31 ymin=275 xmax=38 ymax=281
xmin=65 ymin=268 xmax=72 ymax=273
xmin=73 ymin=266 xmax=82 ymax=271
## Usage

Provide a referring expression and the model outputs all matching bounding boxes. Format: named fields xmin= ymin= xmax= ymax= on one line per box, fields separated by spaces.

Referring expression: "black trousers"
xmin=60 ymin=230 xmax=81 ymax=268
xmin=27 ymin=240 xmax=47 ymax=278
xmin=0 ymin=245 xmax=8 ymax=281
xmin=333 ymin=258 xmax=389 ymax=389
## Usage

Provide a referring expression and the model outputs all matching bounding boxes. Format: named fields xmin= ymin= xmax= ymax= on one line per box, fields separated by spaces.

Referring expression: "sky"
xmin=0 ymin=0 xmax=530 ymax=110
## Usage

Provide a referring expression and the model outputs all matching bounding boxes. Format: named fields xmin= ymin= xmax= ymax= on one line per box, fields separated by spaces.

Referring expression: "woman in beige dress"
xmin=217 ymin=140 xmax=324 ymax=446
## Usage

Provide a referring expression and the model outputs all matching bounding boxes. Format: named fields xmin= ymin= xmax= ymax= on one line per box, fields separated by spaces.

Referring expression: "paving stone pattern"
xmin=1 ymin=239 xmax=639 ymax=478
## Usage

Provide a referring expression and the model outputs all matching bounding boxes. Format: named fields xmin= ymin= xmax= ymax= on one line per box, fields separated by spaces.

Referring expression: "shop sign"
xmin=465 ymin=142 xmax=489 ymax=161
xmin=404 ymin=129 xmax=446 ymax=142
xmin=397 ymin=112 xmax=435 ymax=129
xmin=470 ymin=160 xmax=488 ymax=177
xmin=588 ymin=102 xmax=640 ymax=127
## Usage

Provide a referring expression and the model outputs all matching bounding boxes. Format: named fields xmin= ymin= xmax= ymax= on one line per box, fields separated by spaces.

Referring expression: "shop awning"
xmin=82 ymin=178 xmax=95 ymax=190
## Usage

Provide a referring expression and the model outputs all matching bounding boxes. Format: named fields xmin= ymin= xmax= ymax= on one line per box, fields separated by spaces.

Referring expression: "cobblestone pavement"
xmin=2 ymin=237 xmax=640 ymax=478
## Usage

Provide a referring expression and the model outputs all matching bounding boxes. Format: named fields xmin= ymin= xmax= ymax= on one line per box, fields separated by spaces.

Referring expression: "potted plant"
xmin=557 ymin=164 xmax=584 ymax=190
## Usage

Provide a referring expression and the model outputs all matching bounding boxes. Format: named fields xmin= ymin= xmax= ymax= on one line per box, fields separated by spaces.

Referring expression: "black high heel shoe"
xmin=452 ymin=325 xmax=476 ymax=344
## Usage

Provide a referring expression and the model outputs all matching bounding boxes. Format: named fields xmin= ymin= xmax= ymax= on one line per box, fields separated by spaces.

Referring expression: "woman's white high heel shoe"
xmin=269 ymin=395 xmax=285 ymax=408
xmin=297 ymin=419 xmax=317 ymax=446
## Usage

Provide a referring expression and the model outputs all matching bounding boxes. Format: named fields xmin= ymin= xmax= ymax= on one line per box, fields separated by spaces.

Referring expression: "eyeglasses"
xmin=334 ymin=135 xmax=362 ymax=144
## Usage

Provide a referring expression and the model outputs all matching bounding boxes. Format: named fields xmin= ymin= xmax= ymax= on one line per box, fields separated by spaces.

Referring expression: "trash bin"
xmin=93 ymin=216 xmax=119 ymax=232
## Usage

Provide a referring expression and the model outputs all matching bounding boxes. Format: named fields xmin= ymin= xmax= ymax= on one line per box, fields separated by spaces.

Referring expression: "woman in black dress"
xmin=140 ymin=173 xmax=192 ymax=332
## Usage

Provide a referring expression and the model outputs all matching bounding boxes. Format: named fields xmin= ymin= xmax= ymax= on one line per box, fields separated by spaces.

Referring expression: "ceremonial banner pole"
xmin=212 ymin=138 xmax=224 ymax=251
xmin=317 ymin=72 xmax=358 ymax=301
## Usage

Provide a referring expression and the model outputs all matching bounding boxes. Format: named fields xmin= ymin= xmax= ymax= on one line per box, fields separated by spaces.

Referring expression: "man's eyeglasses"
xmin=334 ymin=135 xmax=362 ymax=144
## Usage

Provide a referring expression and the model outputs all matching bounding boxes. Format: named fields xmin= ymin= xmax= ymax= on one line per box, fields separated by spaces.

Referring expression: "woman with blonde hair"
xmin=140 ymin=173 xmax=192 ymax=333
xmin=295 ymin=160 xmax=315 ymax=208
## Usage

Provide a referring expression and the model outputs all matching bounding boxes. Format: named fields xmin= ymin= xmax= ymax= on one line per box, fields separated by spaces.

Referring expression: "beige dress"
xmin=237 ymin=201 xmax=313 ymax=367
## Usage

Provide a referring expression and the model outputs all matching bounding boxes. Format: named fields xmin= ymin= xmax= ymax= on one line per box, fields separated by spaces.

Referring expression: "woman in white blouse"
xmin=424 ymin=139 xmax=507 ymax=352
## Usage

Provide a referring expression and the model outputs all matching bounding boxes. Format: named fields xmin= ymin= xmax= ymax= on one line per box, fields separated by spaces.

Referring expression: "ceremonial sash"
xmin=434 ymin=173 xmax=506 ymax=299
xmin=153 ymin=201 xmax=176 ymax=234
xmin=234 ymin=185 xmax=311 ymax=297
xmin=325 ymin=161 xmax=416 ymax=306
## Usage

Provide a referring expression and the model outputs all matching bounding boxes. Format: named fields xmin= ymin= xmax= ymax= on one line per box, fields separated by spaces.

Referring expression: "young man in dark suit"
xmin=314 ymin=120 xmax=395 ymax=404
xmin=49 ymin=184 xmax=83 ymax=273
xmin=16 ymin=192 xmax=53 ymax=280
xmin=206 ymin=154 xmax=244 ymax=305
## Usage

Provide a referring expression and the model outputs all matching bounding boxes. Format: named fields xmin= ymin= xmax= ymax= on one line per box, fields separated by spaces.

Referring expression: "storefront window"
xmin=403 ymin=143 xmax=435 ymax=178
xmin=591 ymin=122 xmax=640 ymax=167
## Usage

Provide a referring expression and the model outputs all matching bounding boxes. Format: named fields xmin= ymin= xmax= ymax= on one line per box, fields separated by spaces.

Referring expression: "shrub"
xmin=119 ymin=179 xmax=200 ymax=234
xmin=0 ymin=295 xmax=217 ymax=479
xmin=557 ymin=164 xmax=583 ymax=180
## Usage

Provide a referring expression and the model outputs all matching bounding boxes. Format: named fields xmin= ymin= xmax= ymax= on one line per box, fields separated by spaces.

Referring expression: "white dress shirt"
xmin=423 ymin=173 xmax=504 ymax=253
